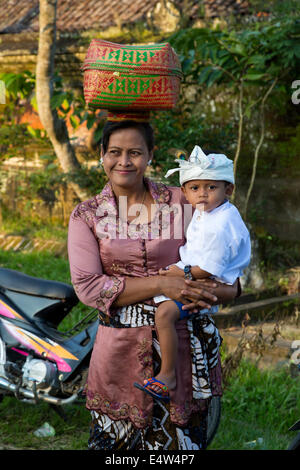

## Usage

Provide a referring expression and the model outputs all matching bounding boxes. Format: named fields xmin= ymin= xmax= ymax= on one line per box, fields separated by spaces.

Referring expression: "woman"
xmin=68 ymin=119 xmax=239 ymax=450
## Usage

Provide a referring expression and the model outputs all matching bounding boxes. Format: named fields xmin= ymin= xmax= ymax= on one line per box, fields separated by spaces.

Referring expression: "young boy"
xmin=134 ymin=145 xmax=251 ymax=402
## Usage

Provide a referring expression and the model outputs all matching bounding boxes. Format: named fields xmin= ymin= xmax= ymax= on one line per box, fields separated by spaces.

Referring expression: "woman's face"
xmin=101 ymin=127 xmax=152 ymax=191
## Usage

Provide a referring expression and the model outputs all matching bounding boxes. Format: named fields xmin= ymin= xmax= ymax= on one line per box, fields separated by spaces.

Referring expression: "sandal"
xmin=134 ymin=377 xmax=170 ymax=403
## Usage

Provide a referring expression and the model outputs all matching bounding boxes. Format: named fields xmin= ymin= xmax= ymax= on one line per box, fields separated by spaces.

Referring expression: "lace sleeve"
xmin=68 ymin=211 xmax=125 ymax=316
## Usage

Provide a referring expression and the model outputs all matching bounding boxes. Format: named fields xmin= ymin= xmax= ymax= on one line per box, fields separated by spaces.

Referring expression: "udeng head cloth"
xmin=165 ymin=145 xmax=234 ymax=185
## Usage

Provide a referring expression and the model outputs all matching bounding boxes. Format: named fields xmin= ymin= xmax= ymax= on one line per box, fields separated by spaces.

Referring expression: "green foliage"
xmin=0 ymin=69 xmax=105 ymax=153
xmin=0 ymin=124 xmax=32 ymax=164
xmin=275 ymin=123 xmax=300 ymax=171
xmin=1 ymin=154 xmax=62 ymax=219
xmin=151 ymin=109 xmax=235 ymax=186
xmin=65 ymin=163 xmax=108 ymax=196
xmin=1 ymin=156 xmax=107 ymax=228
xmin=29 ymin=154 xmax=62 ymax=185
xmin=210 ymin=359 xmax=300 ymax=450
xmin=256 ymin=232 xmax=300 ymax=269
xmin=0 ymin=69 xmax=107 ymax=221
xmin=169 ymin=15 xmax=300 ymax=130
xmin=247 ymin=0 xmax=300 ymax=17
xmin=170 ymin=17 xmax=300 ymax=95
xmin=49 ymin=73 xmax=106 ymax=144
xmin=0 ymin=70 xmax=50 ymax=164
xmin=168 ymin=16 xmax=300 ymax=216
xmin=0 ymin=70 xmax=35 ymax=101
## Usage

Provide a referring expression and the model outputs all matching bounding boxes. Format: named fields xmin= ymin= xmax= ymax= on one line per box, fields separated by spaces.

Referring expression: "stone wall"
xmin=0 ymin=31 xmax=87 ymax=87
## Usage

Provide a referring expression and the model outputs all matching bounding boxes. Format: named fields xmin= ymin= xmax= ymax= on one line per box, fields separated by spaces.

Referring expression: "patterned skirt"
xmin=87 ymin=304 xmax=222 ymax=450
xmin=88 ymin=401 xmax=209 ymax=450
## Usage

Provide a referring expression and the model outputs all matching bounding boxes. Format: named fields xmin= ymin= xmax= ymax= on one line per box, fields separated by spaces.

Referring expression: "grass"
xmin=0 ymin=249 xmax=70 ymax=282
xmin=0 ymin=397 xmax=91 ymax=450
xmin=1 ymin=213 xmax=68 ymax=241
xmin=0 ymin=249 xmax=300 ymax=450
xmin=208 ymin=360 xmax=300 ymax=450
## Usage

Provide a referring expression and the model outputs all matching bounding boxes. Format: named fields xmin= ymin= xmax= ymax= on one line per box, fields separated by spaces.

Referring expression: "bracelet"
xmin=184 ymin=265 xmax=193 ymax=280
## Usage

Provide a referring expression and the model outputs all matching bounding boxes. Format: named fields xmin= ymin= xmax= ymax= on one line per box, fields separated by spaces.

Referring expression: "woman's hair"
xmin=101 ymin=120 xmax=155 ymax=154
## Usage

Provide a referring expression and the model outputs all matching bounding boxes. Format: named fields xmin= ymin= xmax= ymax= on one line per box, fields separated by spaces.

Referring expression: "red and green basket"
xmin=82 ymin=40 xmax=182 ymax=119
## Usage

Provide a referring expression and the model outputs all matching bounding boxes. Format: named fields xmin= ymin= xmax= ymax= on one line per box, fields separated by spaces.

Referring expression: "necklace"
xmin=135 ymin=188 xmax=147 ymax=218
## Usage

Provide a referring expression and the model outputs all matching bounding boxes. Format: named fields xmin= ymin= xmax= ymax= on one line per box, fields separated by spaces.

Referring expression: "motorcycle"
xmin=0 ymin=266 xmax=98 ymax=416
xmin=288 ymin=419 xmax=300 ymax=450
xmin=0 ymin=266 xmax=221 ymax=445
xmin=287 ymin=347 xmax=300 ymax=450
xmin=287 ymin=361 xmax=300 ymax=450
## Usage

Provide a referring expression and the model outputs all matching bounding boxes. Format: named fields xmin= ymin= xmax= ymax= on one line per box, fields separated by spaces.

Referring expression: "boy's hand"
xmin=159 ymin=265 xmax=184 ymax=277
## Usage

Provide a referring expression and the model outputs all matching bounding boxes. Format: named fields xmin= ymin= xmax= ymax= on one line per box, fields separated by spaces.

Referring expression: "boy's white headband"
xmin=165 ymin=145 xmax=235 ymax=185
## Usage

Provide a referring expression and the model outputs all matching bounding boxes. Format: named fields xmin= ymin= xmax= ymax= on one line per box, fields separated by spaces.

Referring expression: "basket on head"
xmin=82 ymin=40 xmax=182 ymax=115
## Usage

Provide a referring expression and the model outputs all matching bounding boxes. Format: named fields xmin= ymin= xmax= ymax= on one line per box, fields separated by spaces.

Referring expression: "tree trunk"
xmin=36 ymin=0 xmax=88 ymax=201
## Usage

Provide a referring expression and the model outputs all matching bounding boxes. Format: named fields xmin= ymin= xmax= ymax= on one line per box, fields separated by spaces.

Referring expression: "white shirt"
xmin=154 ymin=200 xmax=251 ymax=312
xmin=176 ymin=200 xmax=251 ymax=284
xmin=154 ymin=201 xmax=251 ymax=314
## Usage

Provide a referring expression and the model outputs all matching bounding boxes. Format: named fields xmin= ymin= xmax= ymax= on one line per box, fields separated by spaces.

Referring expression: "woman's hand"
xmin=181 ymin=278 xmax=239 ymax=311
xmin=160 ymin=276 xmax=218 ymax=311
xmin=114 ymin=274 xmax=238 ymax=312
xmin=158 ymin=265 xmax=184 ymax=278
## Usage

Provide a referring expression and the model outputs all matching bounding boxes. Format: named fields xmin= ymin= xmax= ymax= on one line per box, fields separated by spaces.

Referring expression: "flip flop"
xmin=134 ymin=377 xmax=170 ymax=403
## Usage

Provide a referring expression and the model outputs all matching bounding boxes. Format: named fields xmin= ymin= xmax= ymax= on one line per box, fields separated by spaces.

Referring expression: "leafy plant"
xmin=0 ymin=70 xmax=35 ymax=102
xmin=0 ymin=68 xmax=107 ymax=223
xmin=169 ymin=16 xmax=300 ymax=216
xmin=151 ymin=109 xmax=235 ymax=186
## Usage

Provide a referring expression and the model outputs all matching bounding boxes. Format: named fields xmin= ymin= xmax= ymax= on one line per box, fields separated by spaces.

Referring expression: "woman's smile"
xmin=112 ymin=168 xmax=137 ymax=178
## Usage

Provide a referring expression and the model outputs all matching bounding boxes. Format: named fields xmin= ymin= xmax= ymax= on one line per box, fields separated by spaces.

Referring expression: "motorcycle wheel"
xmin=287 ymin=432 xmax=300 ymax=450
xmin=207 ymin=396 xmax=221 ymax=446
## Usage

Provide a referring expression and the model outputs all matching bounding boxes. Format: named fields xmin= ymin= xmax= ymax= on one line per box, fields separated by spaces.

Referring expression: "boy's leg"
xmin=147 ymin=300 xmax=180 ymax=393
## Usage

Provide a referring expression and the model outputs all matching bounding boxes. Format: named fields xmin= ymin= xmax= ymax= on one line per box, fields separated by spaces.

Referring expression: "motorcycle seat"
xmin=0 ymin=267 xmax=78 ymax=303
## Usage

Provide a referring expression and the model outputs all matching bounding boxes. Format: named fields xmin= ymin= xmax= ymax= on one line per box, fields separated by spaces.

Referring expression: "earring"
xmin=148 ymin=160 xmax=152 ymax=166
xmin=99 ymin=157 xmax=104 ymax=166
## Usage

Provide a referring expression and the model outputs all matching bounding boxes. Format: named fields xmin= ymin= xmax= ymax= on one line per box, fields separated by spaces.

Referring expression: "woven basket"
xmin=82 ymin=40 xmax=182 ymax=112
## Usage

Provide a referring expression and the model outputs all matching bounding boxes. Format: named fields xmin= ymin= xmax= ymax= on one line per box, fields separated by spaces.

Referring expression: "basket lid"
xmin=82 ymin=39 xmax=183 ymax=78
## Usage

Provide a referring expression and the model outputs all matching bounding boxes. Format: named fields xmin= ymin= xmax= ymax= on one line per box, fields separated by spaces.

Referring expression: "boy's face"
xmin=181 ymin=179 xmax=234 ymax=212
